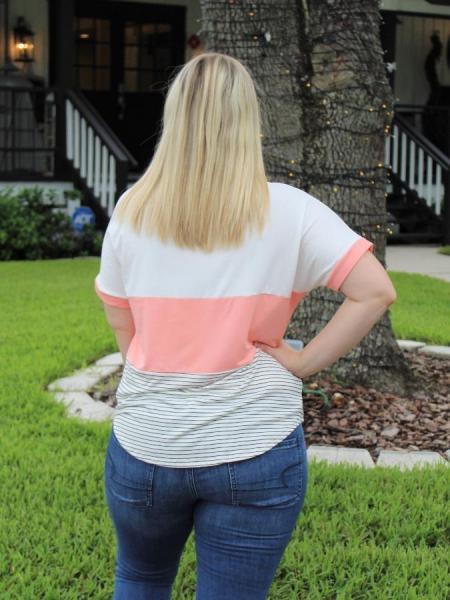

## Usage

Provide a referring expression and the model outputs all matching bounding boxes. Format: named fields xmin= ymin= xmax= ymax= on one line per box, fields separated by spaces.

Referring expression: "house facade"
xmin=379 ymin=0 xmax=450 ymax=242
xmin=0 ymin=0 xmax=449 ymax=241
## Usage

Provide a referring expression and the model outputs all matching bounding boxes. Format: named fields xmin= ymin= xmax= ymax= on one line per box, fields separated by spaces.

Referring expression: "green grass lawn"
xmin=388 ymin=271 xmax=450 ymax=346
xmin=0 ymin=259 xmax=449 ymax=599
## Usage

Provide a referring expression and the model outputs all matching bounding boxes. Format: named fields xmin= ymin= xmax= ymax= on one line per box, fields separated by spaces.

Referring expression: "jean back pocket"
xmin=228 ymin=425 xmax=306 ymax=509
xmin=104 ymin=434 xmax=155 ymax=509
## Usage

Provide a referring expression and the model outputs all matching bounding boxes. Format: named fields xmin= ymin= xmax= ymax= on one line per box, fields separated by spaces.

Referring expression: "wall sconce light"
xmin=13 ymin=16 xmax=35 ymax=63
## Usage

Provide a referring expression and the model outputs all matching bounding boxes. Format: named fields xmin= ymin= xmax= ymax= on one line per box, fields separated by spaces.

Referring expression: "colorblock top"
xmin=94 ymin=182 xmax=374 ymax=467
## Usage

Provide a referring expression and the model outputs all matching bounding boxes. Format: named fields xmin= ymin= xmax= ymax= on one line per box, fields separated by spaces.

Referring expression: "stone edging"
xmin=46 ymin=339 xmax=450 ymax=470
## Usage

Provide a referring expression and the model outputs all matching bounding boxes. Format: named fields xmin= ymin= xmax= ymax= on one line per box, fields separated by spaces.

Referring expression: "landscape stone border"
xmin=46 ymin=339 xmax=450 ymax=470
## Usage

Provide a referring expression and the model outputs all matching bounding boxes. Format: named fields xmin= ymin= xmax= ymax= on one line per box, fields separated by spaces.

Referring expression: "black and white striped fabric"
xmin=112 ymin=348 xmax=304 ymax=468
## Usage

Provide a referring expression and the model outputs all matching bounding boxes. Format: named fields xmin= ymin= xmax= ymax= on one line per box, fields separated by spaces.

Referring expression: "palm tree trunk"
xmin=199 ymin=0 xmax=416 ymax=394
xmin=198 ymin=0 xmax=307 ymax=178
xmin=291 ymin=0 xmax=412 ymax=393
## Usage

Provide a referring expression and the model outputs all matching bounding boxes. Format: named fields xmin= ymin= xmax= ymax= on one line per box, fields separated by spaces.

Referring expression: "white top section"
xmin=98 ymin=182 xmax=365 ymax=300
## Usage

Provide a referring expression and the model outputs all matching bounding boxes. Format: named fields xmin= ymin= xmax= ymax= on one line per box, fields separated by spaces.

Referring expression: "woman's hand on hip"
xmin=254 ymin=340 xmax=303 ymax=379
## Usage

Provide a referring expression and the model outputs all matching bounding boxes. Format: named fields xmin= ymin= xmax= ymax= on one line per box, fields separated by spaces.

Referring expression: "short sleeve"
xmin=294 ymin=192 xmax=374 ymax=293
xmin=94 ymin=227 xmax=130 ymax=308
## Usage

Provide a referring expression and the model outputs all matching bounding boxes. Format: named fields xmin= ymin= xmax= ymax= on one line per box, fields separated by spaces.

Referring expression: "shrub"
xmin=0 ymin=186 xmax=103 ymax=260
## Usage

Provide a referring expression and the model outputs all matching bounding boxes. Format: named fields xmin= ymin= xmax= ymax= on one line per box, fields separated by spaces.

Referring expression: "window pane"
xmin=142 ymin=23 xmax=157 ymax=35
xmin=140 ymin=50 xmax=154 ymax=70
xmin=78 ymin=67 xmax=94 ymax=90
xmin=96 ymin=19 xmax=110 ymax=43
xmin=124 ymin=45 xmax=138 ymax=69
xmin=95 ymin=68 xmax=111 ymax=91
xmin=125 ymin=22 xmax=139 ymax=44
xmin=96 ymin=44 xmax=110 ymax=66
xmin=124 ymin=69 xmax=138 ymax=92
xmin=76 ymin=18 xmax=95 ymax=44
xmin=78 ymin=18 xmax=94 ymax=33
xmin=122 ymin=21 xmax=173 ymax=92
xmin=143 ymin=29 xmax=157 ymax=50
xmin=157 ymin=24 xmax=171 ymax=34
xmin=156 ymin=23 xmax=172 ymax=45
xmin=155 ymin=47 xmax=171 ymax=69
xmin=77 ymin=42 xmax=95 ymax=66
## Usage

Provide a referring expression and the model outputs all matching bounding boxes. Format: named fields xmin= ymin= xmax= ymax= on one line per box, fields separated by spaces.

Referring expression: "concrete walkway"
xmin=385 ymin=244 xmax=450 ymax=283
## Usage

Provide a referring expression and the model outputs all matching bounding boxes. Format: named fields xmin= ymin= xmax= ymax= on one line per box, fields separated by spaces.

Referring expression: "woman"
xmin=95 ymin=51 xmax=396 ymax=600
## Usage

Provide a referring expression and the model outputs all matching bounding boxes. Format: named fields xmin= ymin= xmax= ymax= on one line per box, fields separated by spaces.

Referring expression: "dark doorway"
xmin=73 ymin=1 xmax=185 ymax=172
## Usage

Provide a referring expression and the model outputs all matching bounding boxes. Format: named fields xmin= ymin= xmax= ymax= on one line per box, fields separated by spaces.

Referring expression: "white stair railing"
xmin=64 ymin=91 xmax=137 ymax=217
xmin=384 ymin=115 xmax=449 ymax=216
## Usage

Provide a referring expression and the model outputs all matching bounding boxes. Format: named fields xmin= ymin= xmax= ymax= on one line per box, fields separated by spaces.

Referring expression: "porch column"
xmin=49 ymin=0 xmax=75 ymax=176
xmin=49 ymin=0 xmax=75 ymax=88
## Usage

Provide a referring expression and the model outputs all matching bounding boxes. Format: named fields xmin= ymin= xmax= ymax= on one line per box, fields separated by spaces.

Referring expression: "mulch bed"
xmin=91 ymin=349 xmax=450 ymax=463
xmin=302 ymin=349 xmax=449 ymax=462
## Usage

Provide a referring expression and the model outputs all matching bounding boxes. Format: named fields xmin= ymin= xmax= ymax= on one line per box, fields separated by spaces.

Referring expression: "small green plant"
xmin=0 ymin=186 xmax=103 ymax=260
xmin=64 ymin=189 xmax=84 ymax=202
xmin=437 ymin=245 xmax=450 ymax=256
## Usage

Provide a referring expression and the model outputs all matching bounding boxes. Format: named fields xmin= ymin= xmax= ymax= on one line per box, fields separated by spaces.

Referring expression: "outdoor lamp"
xmin=13 ymin=16 xmax=35 ymax=63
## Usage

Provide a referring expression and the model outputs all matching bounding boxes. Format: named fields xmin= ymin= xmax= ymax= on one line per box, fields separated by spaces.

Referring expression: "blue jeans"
xmin=104 ymin=423 xmax=308 ymax=600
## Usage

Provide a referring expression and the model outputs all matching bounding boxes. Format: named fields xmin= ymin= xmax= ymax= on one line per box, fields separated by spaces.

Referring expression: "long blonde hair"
xmin=113 ymin=51 xmax=270 ymax=252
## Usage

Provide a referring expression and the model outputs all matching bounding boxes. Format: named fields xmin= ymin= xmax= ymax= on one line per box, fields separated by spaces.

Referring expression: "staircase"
xmin=386 ymin=174 xmax=443 ymax=241
xmin=384 ymin=112 xmax=448 ymax=243
xmin=64 ymin=89 xmax=138 ymax=227
xmin=0 ymin=85 xmax=138 ymax=228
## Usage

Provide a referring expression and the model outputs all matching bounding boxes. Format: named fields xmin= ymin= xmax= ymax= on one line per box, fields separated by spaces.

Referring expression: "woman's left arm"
xmin=102 ymin=304 xmax=136 ymax=364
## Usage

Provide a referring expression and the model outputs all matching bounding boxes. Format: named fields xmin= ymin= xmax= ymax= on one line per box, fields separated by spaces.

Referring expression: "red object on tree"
xmin=187 ymin=34 xmax=201 ymax=49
